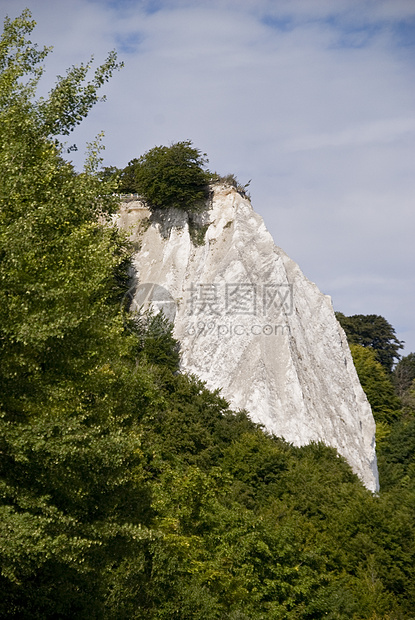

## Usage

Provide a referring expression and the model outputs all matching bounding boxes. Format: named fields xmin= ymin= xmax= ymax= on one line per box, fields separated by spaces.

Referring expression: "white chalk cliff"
xmin=118 ymin=185 xmax=379 ymax=492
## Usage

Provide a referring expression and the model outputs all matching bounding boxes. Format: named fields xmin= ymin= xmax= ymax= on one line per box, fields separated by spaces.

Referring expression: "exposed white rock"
xmin=118 ymin=186 xmax=379 ymax=492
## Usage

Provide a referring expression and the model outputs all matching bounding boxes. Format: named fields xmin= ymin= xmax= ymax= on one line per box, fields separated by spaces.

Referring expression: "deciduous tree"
xmin=0 ymin=11 xmax=156 ymax=616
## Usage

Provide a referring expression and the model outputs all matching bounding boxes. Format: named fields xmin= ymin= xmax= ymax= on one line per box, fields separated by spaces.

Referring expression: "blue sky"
xmin=2 ymin=0 xmax=415 ymax=355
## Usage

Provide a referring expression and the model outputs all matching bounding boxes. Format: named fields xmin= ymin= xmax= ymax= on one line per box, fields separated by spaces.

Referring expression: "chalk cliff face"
xmin=118 ymin=185 xmax=379 ymax=492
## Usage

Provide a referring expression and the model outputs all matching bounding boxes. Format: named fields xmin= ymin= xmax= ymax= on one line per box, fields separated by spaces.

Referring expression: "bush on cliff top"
xmin=120 ymin=140 xmax=211 ymax=211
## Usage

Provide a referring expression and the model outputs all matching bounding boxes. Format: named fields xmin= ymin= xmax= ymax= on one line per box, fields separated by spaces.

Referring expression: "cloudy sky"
xmin=2 ymin=0 xmax=415 ymax=355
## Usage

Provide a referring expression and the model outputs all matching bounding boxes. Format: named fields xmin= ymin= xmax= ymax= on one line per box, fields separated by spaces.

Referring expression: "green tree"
xmin=0 ymin=11 xmax=158 ymax=617
xmin=377 ymin=417 xmax=415 ymax=490
xmin=131 ymin=309 xmax=181 ymax=372
xmin=349 ymin=344 xmax=401 ymax=425
xmin=393 ymin=353 xmax=415 ymax=400
xmin=120 ymin=140 xmax=211 ymax=211
xmin=336 ymin=313 xmax=404 ymax=373
xmin=0 ymin=10 xmax=126 ymax=419
xmin=98 ymin=164 xmax=122 ymax=186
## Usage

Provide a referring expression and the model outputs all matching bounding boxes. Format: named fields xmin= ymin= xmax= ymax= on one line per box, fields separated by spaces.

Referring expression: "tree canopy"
xmin=0 ymin=10 xmax=150 ymax=616
xmin=393 ymin=353 xmax=415 ymax=400
xmin=336 ymin=312 xmax=404 ymax=372
xmin=349 ymin=344 xmax=401 ymax=425
xmin=119 ymin=140 xmax=212 ymax=211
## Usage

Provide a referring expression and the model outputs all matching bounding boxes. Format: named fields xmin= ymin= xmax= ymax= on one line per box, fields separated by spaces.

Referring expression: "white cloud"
xmin=285 ymin=117 xmax=415 ymax=151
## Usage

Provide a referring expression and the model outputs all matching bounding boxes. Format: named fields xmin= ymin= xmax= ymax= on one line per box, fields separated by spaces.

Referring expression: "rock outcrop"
xmin=118 ymin=185 xmax=379 ymax=491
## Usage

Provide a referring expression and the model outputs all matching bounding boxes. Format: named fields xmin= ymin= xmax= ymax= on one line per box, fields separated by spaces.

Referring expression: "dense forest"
xmin=1 ymin=11 xmax=415 ymax=619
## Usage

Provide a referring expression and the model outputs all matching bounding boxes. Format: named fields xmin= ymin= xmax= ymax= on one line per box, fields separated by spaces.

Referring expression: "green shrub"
xmin=121 ymin=141 xmax=211 ymax=211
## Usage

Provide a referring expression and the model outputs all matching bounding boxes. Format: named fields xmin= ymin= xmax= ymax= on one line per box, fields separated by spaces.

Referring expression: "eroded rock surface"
xmin=118 ymin=186 xmax=379 ymax=491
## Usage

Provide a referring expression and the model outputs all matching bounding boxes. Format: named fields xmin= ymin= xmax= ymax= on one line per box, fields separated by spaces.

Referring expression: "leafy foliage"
xmin=119 ymin=140 xmax=211 ymax=211
xmin=377 ymin=417 xmax=415 ymax=489
xmin=130 ymin=309 xmax=181 ymax=372
xmin=0 ymin=10 xmax=152 ymax=617
xmin=2 ymin=11 xmax=415 ymax=619
xmin=349 ymin=344 xmax=401 ymax=425
xmin=336 ymin=312 xmax=404 ymax=373
xmin=98 ymin=164 xmax=122 ymax=186
xmin=393 ymin=353 xmax=415 ymax=400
